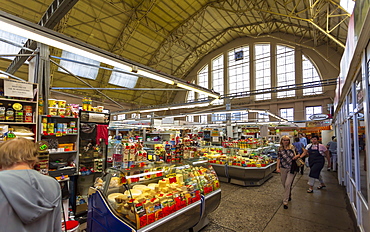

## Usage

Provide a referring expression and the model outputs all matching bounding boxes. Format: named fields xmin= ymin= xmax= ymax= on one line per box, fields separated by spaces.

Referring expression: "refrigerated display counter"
xmin=87 ymin=160 xmax=221 ymax=232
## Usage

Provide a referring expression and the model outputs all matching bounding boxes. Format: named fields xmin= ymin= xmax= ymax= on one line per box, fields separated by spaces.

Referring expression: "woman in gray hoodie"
xmin=0 ymin=138 xmax=62 ymax=232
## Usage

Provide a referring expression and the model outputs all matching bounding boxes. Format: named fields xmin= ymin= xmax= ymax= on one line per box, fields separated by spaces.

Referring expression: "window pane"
xmin=302 ymin=55 xmax=322 ymax=95
xmin=197 ymin=65 xmax=208 ymax=100
xmin=257 ymin=112 xmax=269 ymax=122
xmin=186 ymin=115 xmax=194 ymax=122
xmin=212 ymin=55 xmax=224 ymax=105
xmin=109 ymin=67 xmax=138 ymax=88
xmin=280 ymin=108 xmax=294 ymax=121
xmin=277 ymin=45 xmax=295 ymax=98
xmin=305 ymin=106 xmax=322 ymax=120
xmin=186 ymin=81 xmax=195 ymax=102
xmin=59 ymin=50 xmax=100 ymax=80
xmin=254 ymin=44 xmax=271 ymax=100
xmin=228 ymin=46 xmax=250 ymax=96
xmin=199 ymin=115 xmax=207 ymax=123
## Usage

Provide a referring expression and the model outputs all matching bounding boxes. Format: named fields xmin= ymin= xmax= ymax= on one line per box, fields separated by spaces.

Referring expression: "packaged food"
xmin=48 ymin=107 xmax=58 ymax=116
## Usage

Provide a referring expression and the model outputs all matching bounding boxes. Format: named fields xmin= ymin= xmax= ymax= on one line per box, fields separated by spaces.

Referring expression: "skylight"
xmin=109 ymin=67 xmax=138 ymax=88
xmin=340 ymin=0 xmax=355 ymax=14
xmin=58 ymin=50 xmax=100 ymax=80
xmin=0 ymin=29 xmax=28 ymax=62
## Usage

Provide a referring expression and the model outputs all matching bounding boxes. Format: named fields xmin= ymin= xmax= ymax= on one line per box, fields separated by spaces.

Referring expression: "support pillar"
xmin=29 ymin=43 xmax=51 ymax=115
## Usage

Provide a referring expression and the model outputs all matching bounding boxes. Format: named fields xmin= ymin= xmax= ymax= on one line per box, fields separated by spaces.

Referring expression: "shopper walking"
xmin=302 ymin=135 xmax=331 ymax=193
xmin=0 ymin=138 xmax=62 ymax=232
xmin=299 ymin=133 xmax=307 ymax=147
xmin=292 ymin=137 xmax=305 ymax=174
xmin=276 ymin=136 xmax=300 ymax=209
xmin=327 ymin=136 xmax=338 ymax=171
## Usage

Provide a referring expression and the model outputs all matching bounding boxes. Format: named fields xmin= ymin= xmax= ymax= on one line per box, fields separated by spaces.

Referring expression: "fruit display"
xmin=205 ymin=140 xmax=278 ymax=167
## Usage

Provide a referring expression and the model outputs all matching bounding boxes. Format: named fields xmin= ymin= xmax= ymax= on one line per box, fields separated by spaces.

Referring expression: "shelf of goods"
xmin=0 ymin=78 xmax=38 ymax=142
xmin=38 ymin=115 xmax=80 ymax=177
xmin=79 ymin=110 xmax=110 ymax=174
xmin=144 ymin=131 xmax=178 ymax=144
xmin=88 ymin=159 xmax=221 ymax=232
xmin=77 ymin=110 xmax=110 ymax=215
xmin=143 ymin=140 xmax=205 ymax=163
xmin=205 ymin=140 xmax=278 ymax=186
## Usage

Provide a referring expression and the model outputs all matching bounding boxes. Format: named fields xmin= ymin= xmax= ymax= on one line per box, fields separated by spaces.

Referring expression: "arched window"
xmin=193 ymin=42 xmax=324 ymax=104
xmin=197 ymin=65 xmax=208 ymax=100
xmin=254 ymin=44 xmax=271 ymax=100
xmin=228 ymin=46 xmax=250 ymax=96
xmin=276 ymin=45 xmax=295 ymax=98
xmin=302 ymin=55 xmax=322 ymax=95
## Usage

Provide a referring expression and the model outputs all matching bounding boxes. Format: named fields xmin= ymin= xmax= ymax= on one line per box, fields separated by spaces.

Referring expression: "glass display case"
xmin=204 ymin=143 xmax=278 ymax=186
xmin=87 ymin=160 xmax=221 ymax=232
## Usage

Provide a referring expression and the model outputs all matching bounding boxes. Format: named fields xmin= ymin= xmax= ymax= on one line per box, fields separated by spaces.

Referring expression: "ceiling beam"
xmin=6 ymin=0 xmax=79 ymax=74
xmin=111 ymin=0 xmax=159 ymax=53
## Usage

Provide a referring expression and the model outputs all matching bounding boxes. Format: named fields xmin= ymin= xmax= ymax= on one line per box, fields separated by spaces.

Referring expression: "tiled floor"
xmin=200 ymin=168 xmax=358 ymax=232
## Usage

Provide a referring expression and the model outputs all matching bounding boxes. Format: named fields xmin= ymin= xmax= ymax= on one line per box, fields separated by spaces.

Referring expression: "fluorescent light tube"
xmin=248 ymin=109 xmax=265 ymax=113
xmin=137 ymin=70 xmax=174 ymax=85
xmin=177 ymin=83 xmax=219 ymax=98
xmin=169 ymin=103 xmax=209 ymax=110
xmin=0 ymin=21 xmax=132 ymax=72
xmin=139 ymin=107 xmax=168 ymax=113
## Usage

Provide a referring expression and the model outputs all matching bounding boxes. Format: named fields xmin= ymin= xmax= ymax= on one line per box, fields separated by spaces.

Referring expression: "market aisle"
xmin=201 ymin=169 xmax=357 ymax=232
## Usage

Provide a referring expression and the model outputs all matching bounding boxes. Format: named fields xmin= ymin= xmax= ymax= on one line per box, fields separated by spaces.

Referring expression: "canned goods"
xmin=47 ymin=123 xmax=54 ymax=134
xmin=48 ymin=107 xmax=58 ymax=116
xmin=58 ymin=108 xmax=66 ymax=116
xmin=24 ymin=111 xmax=33 ymax=122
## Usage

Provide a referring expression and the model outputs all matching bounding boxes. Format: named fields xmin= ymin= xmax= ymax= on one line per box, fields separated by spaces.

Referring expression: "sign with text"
xmin=309 ymin=113 xmax=329 ymax=121
xmin=4 ymin=79 xmax=33 ymax=99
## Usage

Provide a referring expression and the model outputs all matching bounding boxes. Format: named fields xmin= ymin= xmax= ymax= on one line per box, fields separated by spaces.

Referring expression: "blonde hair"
xmin=279 ymin=135 xmax=295 ymax=150
xmin=0 ymin=138 xmax=38 ymax=169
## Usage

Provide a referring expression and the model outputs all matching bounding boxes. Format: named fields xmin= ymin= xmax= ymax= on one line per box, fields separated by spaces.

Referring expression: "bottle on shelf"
xmin=38 ymin=97 xmax=44 ymax=116
xmin=0 ymin=128 xmax=3 ymax=141
xmin=5 ymin=128 xmax=16 ymax=140
xmin=112 ymin=140 xmax=123 ymax=169
xmin=13 ymin=103 xmax=23 ymax=122
xmin=0 ymin=103 xmax=5 ymax=121
xmin=5 ymin=103 xmax=14 ymax=122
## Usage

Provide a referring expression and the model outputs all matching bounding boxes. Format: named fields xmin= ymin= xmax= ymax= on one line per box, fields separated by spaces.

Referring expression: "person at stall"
xmin=0 ymin=138 xmax=62 ymax=232
xmin=299 ymin=133 xmax=307 ymax=147
xmin=276 ymin=135 xmax=300 ymax=209
xmin=302 ymin=135 xmax=331 ymax=193
xmin=292 ymin=136 xmax=306 ymax=175
xmin=326 ymin=136 xmax=338 ymax=172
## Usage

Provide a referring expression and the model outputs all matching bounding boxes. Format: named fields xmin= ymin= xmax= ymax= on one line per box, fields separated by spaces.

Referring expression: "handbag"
xmin=296 ymin=158 xmax=305 ymax=167
xmin=292 ymin=148 xmax=304 ymax=167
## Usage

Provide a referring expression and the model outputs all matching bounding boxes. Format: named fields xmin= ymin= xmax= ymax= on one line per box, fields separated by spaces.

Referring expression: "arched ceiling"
xmin=0 ymin=0 xmax=350 ymax=110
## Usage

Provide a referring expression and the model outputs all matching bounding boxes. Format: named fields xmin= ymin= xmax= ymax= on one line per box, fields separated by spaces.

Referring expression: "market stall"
xmin=87 ymin=160 xmax=221 ymax=232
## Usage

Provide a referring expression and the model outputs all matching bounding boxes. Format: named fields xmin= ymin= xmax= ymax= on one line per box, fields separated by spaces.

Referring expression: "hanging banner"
xmin=4 ymin=79 xmax=33 ymax=99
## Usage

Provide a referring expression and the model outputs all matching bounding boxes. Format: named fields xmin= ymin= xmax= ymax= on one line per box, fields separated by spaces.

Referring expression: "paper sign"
xmin=4 ymin=79 xmax=33 ymax=99
xmin=212 ymin=136 xmax=219 ymax=142
xmin=88 ymin=113 xmax=106 ymax=123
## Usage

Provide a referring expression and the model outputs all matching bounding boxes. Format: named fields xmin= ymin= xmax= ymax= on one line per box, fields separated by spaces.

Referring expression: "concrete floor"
xmin=201 ymin=168 xmax=357 ymax=232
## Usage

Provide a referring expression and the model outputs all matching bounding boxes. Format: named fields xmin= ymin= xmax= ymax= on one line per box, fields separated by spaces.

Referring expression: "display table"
xmin=211 ymin=162 xmax=277 ymax=186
